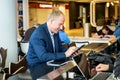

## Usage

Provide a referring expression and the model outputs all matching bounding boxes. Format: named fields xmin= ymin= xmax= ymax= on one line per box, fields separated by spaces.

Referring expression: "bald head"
xmin=47 ymin=10 xmax=64 ymax=21
xmin=47 ymin=10 xmax=65 ymax=34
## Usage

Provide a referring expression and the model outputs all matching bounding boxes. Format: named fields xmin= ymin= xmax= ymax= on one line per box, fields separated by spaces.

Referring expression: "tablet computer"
xmin=47 ymin=59 xmax=73 ymax=67
xmin=47 ymin=45 xmax=85 ymax=67
xmin=71 ymin=45 xmax=85 ymax=55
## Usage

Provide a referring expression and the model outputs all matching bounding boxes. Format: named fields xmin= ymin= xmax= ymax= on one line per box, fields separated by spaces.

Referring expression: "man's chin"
xmin=54 ymin=31 xmax=59 ymax=34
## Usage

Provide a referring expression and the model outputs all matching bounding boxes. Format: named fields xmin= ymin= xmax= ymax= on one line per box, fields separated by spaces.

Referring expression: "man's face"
xmin=102 ymin=29 xmax=108 ymax=35
xmin=51 ymin=15 xmax=65 ymax=34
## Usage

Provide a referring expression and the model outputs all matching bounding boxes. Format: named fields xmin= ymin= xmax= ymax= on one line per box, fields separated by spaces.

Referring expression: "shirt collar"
xmin=48 ymin=29 xmax=54 ymax=36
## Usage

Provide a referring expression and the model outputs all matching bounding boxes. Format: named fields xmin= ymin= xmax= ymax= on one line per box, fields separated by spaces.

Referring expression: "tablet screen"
xmin=71 ymin=45 xmax=85 ymax=55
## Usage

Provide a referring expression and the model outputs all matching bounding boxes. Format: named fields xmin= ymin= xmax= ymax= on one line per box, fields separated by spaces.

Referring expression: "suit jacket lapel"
xmin=43 ymin=23 xmax=54 ymax=52
xmin=54 ymin=34 xmax=59 ymax=52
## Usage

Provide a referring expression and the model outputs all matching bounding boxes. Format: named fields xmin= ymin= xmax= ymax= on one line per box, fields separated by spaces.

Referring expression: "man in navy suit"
xmin=26 ymin=10 xmax=77 ymax=80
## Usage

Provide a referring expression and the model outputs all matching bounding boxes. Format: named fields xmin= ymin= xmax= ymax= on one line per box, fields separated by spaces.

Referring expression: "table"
xmin=69 ymin=36 xmax=113 ymax=43
xmin=37 ymin=60 xmax=77 ymax=80
xmin=69 ymin=36 xmax=117 ymax=47
xmin=80 ymin=43 xmax=109 ymax=55
xmin=80 ymin=38 xmax=117 ymax=55
xmin=37 ymin=38 xmax=117 ymax=80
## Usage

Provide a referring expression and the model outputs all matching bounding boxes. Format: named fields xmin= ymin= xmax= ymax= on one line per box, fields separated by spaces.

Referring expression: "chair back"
xmin=9 ymin=55 xmax=28 ymax=74
xmin=20 ymin=42 xmax=29 ymax=54
xmin=0 ymin=47 xmax=7 ymax=68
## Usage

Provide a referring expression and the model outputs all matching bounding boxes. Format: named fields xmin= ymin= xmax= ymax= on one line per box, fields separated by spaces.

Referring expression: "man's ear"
xmin=50 ymin=18 xmax=54 ymax=24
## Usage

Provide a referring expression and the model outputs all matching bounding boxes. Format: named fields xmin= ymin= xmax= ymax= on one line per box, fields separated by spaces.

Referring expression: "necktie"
xmin=51 ymin=34 xmax=55 ymax=52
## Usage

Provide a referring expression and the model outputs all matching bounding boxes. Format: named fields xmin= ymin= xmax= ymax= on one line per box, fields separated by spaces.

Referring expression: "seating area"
xmin=0 ymin=28 xmax=118 ymax=80
xmin=0 ymin=41 xmax=85 ymax=80
xmin=0 ymin=43 xmax=30 ymax=80
xmin=0 ymin=47 xmax=7 ymax=80
xmin=1 ymin=55 xmax=29 ymax=80
xmin=0 ymin=39 xmax=117 ymax=80
xmin=20 ymin=42 xmax=29 ymax=54
xmin=0 ymin=47 xmax=7 ymax=69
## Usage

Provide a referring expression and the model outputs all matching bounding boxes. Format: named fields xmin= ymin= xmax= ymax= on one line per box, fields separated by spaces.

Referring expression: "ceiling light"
xmin=39 ymin=4 xmax=52 ymax=8
xmin=111 ymin=2 xmax=114 ymax=6
xmin=106 ymin=2 xmax=110 ymax=7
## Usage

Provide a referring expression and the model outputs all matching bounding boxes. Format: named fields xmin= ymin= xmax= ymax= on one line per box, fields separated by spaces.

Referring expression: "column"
xmin=115 ymin=5 xmax=118 ymax=19
xmin=23 ymin=0 xmax=29 ymax=31
xmin=0 ymin=0 xmax=18 ymax=79
xmin=105 ymin=6 xmax=109 ymax=18
xmin=119 ymin=0 xmax=120 ymax=21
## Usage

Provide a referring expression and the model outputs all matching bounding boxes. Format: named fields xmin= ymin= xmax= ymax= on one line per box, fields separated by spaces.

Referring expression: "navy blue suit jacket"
xmin=26 ymin=23 xmax=67 ymax=68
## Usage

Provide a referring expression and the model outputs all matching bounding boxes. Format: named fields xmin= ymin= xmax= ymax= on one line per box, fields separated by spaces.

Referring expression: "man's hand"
xmin=65 ymin=46 xmax=78 ymax=57
xmin=95 ymin=64 xmax=109 ymax=72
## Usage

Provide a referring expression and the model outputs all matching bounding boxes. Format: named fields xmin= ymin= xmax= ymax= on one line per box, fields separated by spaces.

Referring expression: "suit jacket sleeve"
xmin=29 ymin=25 xmax=67 ymax=63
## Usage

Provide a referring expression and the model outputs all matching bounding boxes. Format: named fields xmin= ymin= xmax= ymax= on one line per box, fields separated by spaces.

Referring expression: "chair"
xmin=18 ymin=43 xmax=32 ymax=79
xmin=0 ymin=47 xmax=7 ymax=80
xmin=2 ymin=66 xmax=26 ymax=80
xmin=22 ymin=27 xmax=36 ymax=42
xmin=0 ymin=47 xmax=7 ymax=69
xmin=9 ymin=55 xmax=28 ymax=74
xmin=2 ymin=73 xmax=12 ymax=80
xmin=2 ymin=55 xmax=29 ymax=80
xmin=20 ymin=42 xmax=29 ymax=54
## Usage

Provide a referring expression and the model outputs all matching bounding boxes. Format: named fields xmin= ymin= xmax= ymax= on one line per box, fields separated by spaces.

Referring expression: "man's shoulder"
xmin=32 ymin=23 xmax=48 ymax=37
xmin=37 ymin=23 xmax=47 ymax=30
